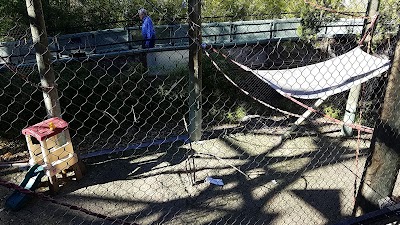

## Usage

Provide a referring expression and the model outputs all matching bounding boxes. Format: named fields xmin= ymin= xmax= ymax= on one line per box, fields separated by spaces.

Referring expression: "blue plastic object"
xmin=5 ymin=164 xmax=45 ymax=211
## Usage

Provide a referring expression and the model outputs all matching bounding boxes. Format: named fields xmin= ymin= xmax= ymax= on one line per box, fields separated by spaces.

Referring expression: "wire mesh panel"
xmin=1 ymin=0 xmax=400 ymax=225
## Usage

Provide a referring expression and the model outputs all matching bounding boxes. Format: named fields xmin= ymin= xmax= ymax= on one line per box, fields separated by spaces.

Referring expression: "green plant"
xmin=323 ymin=105 xmax=341 ymax=119
xmin=156 ymin=67 xmax=188 ymax=100
xmin=225 ymin=105 xmax=247 ymax=123
xmin=297 ymin=1 xmax=341 ymax=42
xmin=372 ymin=0 xmax=400 ymax=51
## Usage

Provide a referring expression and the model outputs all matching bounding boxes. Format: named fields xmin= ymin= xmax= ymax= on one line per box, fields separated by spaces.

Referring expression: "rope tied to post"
xmin=202 ymin=44 xmax=375 ymax=134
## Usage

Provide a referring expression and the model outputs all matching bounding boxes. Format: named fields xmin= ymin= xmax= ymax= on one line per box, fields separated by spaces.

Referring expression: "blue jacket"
xmin=141 ymin=16 xmax=156 ymax=48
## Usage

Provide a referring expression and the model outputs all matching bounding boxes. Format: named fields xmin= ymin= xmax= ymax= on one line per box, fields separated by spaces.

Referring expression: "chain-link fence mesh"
xmin=1 ymin=0 xmax=400 ymax=224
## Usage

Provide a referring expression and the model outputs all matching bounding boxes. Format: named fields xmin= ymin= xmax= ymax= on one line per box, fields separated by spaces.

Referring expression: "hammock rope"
xmin=204 ymin=45 xmax=385 ymax=133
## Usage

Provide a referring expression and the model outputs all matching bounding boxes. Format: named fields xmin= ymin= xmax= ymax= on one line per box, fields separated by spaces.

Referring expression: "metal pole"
xmin=188 ymin=0 xmax=202 ymax=141
xmin=342 ymin=0 xmax=379 ymax=136
xmin=282 ymin=96 xmax=327 ymax=140
xmin=25 ymin=0 xmax=61 ymax=118
xmin=354 ymin=29 xmax=400 ymax=215
xmin=342 ymin=85 xmax=362 ymax=136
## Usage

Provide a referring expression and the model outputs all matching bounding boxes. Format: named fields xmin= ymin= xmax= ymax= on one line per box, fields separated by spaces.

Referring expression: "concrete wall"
xmin=147 ymin=49 xmax=189 ymax=76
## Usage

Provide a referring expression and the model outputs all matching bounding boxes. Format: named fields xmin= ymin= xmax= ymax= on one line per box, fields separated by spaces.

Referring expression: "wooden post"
xmin=188 ymin=0 xmax=202 ymax=141
xmin=342 ymin=0 xmax=379 ymax=136
xmin=354 ymin=30 xmax=400 ymax=215
xmin=25 ymin=0 xmax=61 ymax=118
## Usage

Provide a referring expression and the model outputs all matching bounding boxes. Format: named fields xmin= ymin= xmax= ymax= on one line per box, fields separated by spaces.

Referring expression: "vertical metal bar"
xmin=342 ymin=84 xmax=362 ymax=136
xmin=170 ymin=25 xmax=174 ymax=46
xmin=127 ymin=27 xmax=133 ymax=50
xmin=25 ymin=0 xmax=61 ymax=118
xmin=270 ymin=21 xmax=274 ymax=39
xmin=230 ymin=23 xmax=234 ymax=42
xmin=188 ymin=0 xmax=202 ymax=141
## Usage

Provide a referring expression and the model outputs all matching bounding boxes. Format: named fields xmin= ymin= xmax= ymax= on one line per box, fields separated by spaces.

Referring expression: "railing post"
xmin=169 ymin=26 xmax=174 ymax=46
xmin=230 ymin=23 xmax=234 ymax=42
xmin=127 ymin=27 xmax=133 ymax=50
xmin=188 ymin=0 xmax=202 ymax=141
xmin=25 ymin=0 xmax=61 ymax=118
xmin=270 ymin=21 xmax=274 ymax=39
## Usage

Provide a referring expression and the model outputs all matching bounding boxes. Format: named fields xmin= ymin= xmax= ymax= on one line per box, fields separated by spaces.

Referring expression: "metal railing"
xmin=0 ymin=18 xmax=363 ymax=66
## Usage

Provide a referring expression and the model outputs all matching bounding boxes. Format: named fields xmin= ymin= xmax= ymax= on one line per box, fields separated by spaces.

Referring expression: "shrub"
xmin=225 ymin=105 xmax=247 ymax=123
xmin=323 ymin=105 xmax=341 ymax=119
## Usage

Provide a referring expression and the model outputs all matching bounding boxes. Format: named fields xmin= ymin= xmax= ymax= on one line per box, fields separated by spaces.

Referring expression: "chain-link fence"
xmin=1 ymin=0 xmax=400 ymax=224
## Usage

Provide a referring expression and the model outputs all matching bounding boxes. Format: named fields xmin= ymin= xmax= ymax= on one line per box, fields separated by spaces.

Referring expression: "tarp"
xmin=232 ymin=47 xmax=391 ymax=99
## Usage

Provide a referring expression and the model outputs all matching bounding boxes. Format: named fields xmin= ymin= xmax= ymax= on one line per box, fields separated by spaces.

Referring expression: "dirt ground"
xmin=0 ymin=121 xmax=395 ymax=225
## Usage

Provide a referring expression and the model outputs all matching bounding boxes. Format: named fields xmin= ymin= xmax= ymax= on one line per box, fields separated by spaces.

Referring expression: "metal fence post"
xmin=25 ymin=0 xmax=61 ymax=118
xmin=342 ymin=0 xmax=380 ymax=136
xmin=188 ymin=0 xmax=202 ymax=141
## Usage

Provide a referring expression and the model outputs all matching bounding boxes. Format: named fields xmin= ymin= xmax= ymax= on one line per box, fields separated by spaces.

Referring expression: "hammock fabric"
xmin=231 ymin=47 xmax=391 ymax=99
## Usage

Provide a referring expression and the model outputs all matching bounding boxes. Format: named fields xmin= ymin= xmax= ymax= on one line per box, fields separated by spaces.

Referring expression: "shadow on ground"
xmin=0 ymin=121 xmax=372 ymax=225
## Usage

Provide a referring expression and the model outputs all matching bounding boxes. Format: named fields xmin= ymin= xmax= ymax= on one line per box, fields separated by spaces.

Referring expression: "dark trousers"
xmin=140 ymin=38 xmax=155 ymax=69
xmin=141 ymin=38 xmax=155 ymax=49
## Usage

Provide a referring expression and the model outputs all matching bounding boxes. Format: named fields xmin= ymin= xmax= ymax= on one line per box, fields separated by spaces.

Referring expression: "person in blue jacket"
xmin=138 ymin=8 xmax=156 ymax=49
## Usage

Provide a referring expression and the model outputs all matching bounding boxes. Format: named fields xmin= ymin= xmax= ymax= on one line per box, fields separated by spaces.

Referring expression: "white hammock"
xmin=231 ymin=47 xmax=391 ymax=99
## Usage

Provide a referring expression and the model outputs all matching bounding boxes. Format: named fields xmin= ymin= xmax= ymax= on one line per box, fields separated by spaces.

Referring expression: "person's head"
xmin=138 ymin=8 xmax=147 ymax=20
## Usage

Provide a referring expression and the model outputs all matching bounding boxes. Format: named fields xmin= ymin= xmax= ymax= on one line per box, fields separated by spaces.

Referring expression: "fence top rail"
xmin=46 ymin=17 xmax=364 ymax=37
